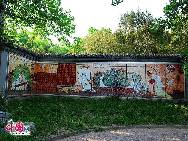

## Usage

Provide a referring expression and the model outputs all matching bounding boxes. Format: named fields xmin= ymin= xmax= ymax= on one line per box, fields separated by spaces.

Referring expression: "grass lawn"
xmin=1 ymin=96 xmax=188 ymax=141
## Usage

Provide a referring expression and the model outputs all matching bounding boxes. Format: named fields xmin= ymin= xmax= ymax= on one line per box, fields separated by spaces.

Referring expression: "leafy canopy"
xmin=3 ymin=0 xmax=75 ymax=36
xmin=0 ymin=0 xmax=77 ymax=54
xmin=83 ymin=28 xmax=122 ymax=54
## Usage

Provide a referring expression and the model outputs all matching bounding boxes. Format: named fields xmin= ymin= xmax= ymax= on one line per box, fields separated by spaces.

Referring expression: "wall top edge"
xmin=37 ymin=61 xmax=182 ymax=65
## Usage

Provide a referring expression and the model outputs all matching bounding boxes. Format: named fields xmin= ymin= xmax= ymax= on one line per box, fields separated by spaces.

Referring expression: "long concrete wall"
xmin=6 ymin=53 xmax=185 ymax=99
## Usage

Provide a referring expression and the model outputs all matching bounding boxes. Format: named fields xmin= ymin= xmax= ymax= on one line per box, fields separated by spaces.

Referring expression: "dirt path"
xmin=53 ymin=126 xmax=188 ymax=141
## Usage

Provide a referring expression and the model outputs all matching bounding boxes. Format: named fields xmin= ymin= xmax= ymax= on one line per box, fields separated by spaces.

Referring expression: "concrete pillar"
xmin=0 ymin=50 xmax=9 ymax=97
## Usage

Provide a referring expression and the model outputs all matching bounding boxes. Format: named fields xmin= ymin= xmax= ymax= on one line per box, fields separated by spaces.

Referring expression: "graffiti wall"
xmin=75 ymin=62 xmax=184 ymax=99
xmin=7 ymin=55 xmax=185 ymax=99
xmin=8 ymin=53 xmax=77 ymax=93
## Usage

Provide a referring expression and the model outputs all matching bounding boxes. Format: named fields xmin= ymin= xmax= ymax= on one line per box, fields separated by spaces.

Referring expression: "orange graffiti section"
xmin=33 ymin=63 xmax=43 ymax=73
xmin=165 ymin=64 xmax=184 ymax=97
xmin=33 ymin=63 xmax=56 ymax=73
xmin=32 ymin=63 xmax=76 ymax=93
xmin=146 ymin=64 xmax=184 ymax=99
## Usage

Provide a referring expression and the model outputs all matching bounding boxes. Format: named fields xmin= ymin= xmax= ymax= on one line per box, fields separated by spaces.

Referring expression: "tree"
xmin=68 ymin=37 xmax=85 ymax=54
xmin=0 ymin=0 xmax=76 ymax=55
xmin=111 ymin=0 xmax=124 ymax=6
xmin=0 ymin=0 xmax=123 ymax=36
xmin=1 ymin=0 xmax=75 ymax=37
xmin=164 ymin=0 xmax=188 ymax=31
xmin=83 ymin=28 xmax=122 ymax=54
xmin=116 ymin=10 xmax=172 ymax=54
xmin=160 ymin=0 xmax=188 ymax=54
xmin=88 ymin=27 xmax=98 ymax=34
xmin=119 ymin=10 xmax=154 ymax=33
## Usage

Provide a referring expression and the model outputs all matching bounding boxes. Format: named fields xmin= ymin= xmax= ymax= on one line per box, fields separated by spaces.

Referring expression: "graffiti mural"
xmin=93 ymin=63 xmax=127 ymax=87
xmin=93 ymin=63 xmax=147 ymax=96
xmin=93 ymin=63 xmax=129 ymax=95
xmin=9 ymin=53 xmax=34 ymax=73
xmin=33 ymin=63 xmax=76 ymax=93
xmin=92 ymin=63 xmax=184 ymax=98
xmin=146 ymin=69 xmax=167 ymax=97
xmin=11 ymin=65 xmax=31 ymax=91
xmin=165 ymin=64 xmax=184 ymax=99
xmin=34 ymin=63 xmax=58 ymax=73
xmin=126 ymin=72 xmax=146 ymax=95
xmin=7 ymin=53 xmax=185 ymax=99
xmin=144 ymin=64 xmax=184 ymax=99
xmin=76 ymin=64 xmax=95 ymax=92
xmin=8 ymin=53 xmax=34 ymax=92
xmin=126 ymin=64 xmax=146 ymax=96
xmin=102 ymin=68 xmax=127 ymax=87
xmin=146 ymin=64 xmax=166 ymax=97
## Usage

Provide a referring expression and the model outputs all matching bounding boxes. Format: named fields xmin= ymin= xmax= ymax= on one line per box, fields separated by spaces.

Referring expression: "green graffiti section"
xmin=11 ymin=64 xmax=31 ymax=90
xmin=102 ymin=69 xmax=128 ymax=87
xmin=8 ymin=53 xmax=34 ymax=92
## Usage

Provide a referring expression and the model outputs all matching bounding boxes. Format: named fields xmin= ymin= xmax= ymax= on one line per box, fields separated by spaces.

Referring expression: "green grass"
xmin=1 ymin=96 xmax=188 ymax=141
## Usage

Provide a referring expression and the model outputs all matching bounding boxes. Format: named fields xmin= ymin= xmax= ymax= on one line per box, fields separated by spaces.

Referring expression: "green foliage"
xmin=164 ymin=0 xmax=188 ymax=30
xmin=5 ymin=26 xmax=52 ymax=53
xmin=48 ymin=44 xmax=69 ymax=54
xmin=0 ymin=0 xmax=76 ymax=55
xmin=111 ymin=0 xmax=124 ymax=6
xmin=116 ymin=10 xmax=177 ymax=54
xmin=88 ymin=27 xmax=98 ymax=34
xmin=0 ymin=0 xmax=187 ymax=58
xmin=47 ymin=37 xmax=86 ymax=55
xmin=67 ymin=37 xmax=85 ymax=54
xmin=1 ymin=96 xmax=188 ymax=140
xmin=83 ymin=28 xmax=122 ymax=54
xmin=3 ymin=20 xmax=85 ymax=55
xmin=163 ymin=0 xmax=188 ymax=50
xmin=4 ymin=0 xmax=75 ymax=36
xmin=119 ymin=10 xmax=154 ymax=33
xmin=117 ymin=11 xmax=155 ymax=54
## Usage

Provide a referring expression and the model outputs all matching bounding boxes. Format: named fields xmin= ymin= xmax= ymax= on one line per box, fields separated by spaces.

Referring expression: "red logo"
xmin=15 ymin=121 xmax=24 ymax=133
